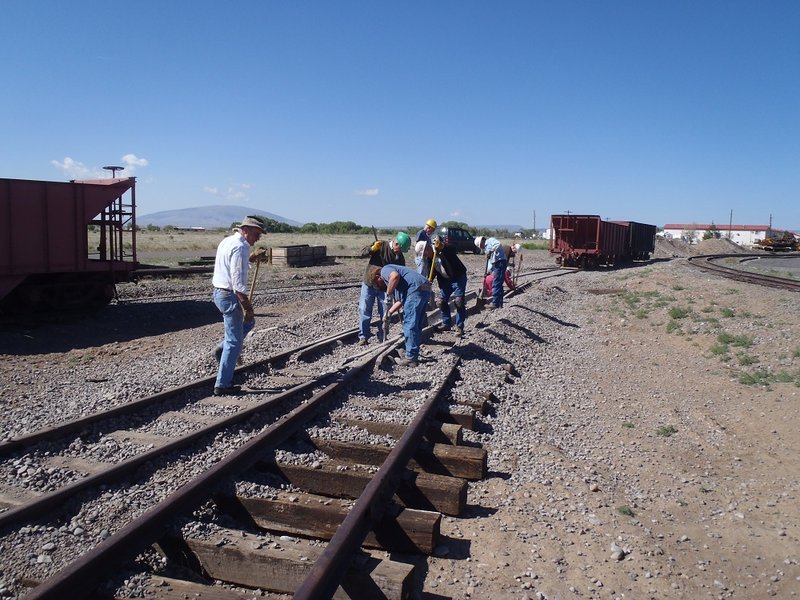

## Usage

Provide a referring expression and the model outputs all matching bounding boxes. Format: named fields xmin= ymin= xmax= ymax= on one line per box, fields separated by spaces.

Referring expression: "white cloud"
xmin=204 ymin=182 xmax=252 ymax=202
xmin=51 ymin=153 xmax=149 ymax=179
xmin=356 ymin=188 xmax=380 ymax=197
xmin=51 ymin=157 xmax=95 ymax=179
xmin=121 ymin=154 xmax=148 ymax=174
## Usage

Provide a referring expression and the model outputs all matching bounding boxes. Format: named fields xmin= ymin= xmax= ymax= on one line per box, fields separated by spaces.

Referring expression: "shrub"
xmin=669 ymin=307 xmax=690 ymax=319
xmin=666 ymin=320 xmax=681 ymax=334
xmin=656 ymin=425 xmax=678 ymax=437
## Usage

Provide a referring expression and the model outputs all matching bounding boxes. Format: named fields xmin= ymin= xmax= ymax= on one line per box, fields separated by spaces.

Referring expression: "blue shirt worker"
xmin=357 ymin=232 xmax=410 ymax=346
xmin=414 ymin=218 xmax=437 ymax=275
xmin=211 ymin=216 xmax=266 ymax=395
xmin=474 ymin=235 xmax=508 ymax=309
xmin=373 ymin=264 xmax=432 ymax=367
xmin=431 ymin=236 xmax=468 ymax=337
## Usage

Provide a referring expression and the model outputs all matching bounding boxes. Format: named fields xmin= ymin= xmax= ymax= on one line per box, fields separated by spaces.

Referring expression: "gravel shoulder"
xmin=1 ymin=250 xmax=798 ymax=599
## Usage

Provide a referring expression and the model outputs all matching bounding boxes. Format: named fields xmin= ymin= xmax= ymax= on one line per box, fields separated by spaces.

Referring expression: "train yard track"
xmin=687 ymin=253 xmax=800 ymax=292
xmin=1 ymin=267 xmax=573 ymax=599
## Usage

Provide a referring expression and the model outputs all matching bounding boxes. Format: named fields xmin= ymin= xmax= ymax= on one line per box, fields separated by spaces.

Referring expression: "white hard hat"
xmin=514 ymin=243 xmax=522 ymax=253
xmin=474 ymin=236 xmax=485 ymax=249
xmin=414 ymin=240 xmax=427 ymax=255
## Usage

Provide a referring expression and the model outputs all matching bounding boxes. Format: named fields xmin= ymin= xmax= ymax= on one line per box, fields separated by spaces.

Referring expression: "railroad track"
xmin=2 ymin=267 xmax=571 ymax=599
xmin=687 ymin=253 xmax=800 ymax=292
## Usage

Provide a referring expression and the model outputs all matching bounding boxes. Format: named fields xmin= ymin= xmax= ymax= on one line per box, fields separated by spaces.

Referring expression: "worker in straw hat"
xmin=414 ymin=218 xmax=438 ymax=275
xmin=210 ymin=215 xmax=267 ymax=396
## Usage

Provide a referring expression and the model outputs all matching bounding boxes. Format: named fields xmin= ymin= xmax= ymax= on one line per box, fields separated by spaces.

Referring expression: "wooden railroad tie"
xmin=262 ymin=460 xmax=467 ymax=517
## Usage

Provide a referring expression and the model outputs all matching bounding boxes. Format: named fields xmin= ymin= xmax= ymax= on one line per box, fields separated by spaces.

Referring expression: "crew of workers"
xmin=213 ymin=215 xmax=521 ymax=383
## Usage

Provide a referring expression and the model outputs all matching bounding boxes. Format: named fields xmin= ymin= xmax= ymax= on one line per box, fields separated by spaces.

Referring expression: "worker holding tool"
xmin=371 ymin=263 xmax=432 ymax=367
xmin=210 ymin=215 xmax=266 ymax=396
xmin=414 ymin=218 xmax=437 ymax=275
xmin=482 ymin=243 xmax=520 ymax=297
xmin=357 ymin=232 xmax=411 ymax=346
xmin=474 ymin=235 xmax=508 ymax=309
xmin=430 ymin=236 xmax=468 ymax=337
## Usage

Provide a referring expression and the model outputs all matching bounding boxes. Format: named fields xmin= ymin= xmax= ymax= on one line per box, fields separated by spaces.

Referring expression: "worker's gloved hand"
xmin=383 ymin=298 xmax=392 ymax=316
xmin=370 ymin=240 xmax=383 ymax=253
xmin=244 ymin=308 xmax=255 ymax=324
xmin=253 ymin=247 xmax=268 ymax=262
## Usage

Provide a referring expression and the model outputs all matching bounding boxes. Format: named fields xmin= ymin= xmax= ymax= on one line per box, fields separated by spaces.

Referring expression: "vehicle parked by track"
xmin=438 ymin=226 xmax=480 ymax=253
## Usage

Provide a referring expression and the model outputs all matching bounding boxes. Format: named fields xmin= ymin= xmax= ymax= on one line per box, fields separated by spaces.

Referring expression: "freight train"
xmin=0 ymin=176 xmax=138 ymax=313
xmin=549 ymin=214 xmax=656 ymax=268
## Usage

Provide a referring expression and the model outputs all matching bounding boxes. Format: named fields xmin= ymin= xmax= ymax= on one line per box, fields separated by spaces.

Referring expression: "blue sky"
xmin=2 ymin=1 xmax=798 ymax=229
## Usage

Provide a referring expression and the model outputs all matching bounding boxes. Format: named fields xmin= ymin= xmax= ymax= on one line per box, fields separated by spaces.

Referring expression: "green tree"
xmin=703 ymin=223 xmax=721 ymax=240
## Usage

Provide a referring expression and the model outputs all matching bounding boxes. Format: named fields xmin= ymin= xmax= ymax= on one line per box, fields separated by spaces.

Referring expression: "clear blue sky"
xmin=2 ymin=1 xmax=798 ymax=229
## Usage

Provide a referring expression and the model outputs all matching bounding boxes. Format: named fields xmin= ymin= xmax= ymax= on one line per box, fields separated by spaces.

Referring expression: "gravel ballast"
xmin=1 ymin=247 xmax=798 ymax=598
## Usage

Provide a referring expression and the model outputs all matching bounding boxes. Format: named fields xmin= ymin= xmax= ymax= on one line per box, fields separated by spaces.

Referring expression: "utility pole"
xmin=533 ymin=211 xmax=536 ymax=237
xmin=728 ymin=210 xmax=733 ymax=239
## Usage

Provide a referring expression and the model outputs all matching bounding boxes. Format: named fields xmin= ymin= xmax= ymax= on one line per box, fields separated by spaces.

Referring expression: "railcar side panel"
xmin=0 ymin=177 xmax=137 ymax=310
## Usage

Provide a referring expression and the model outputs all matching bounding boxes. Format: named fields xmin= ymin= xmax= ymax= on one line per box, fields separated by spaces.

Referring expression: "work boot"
xmin=357 ymin=338 xmax=368 ymax=346
xmin=395 ymin=357 xmax=418 ymax=367
xmin=213 ymin=385 xmax=242 ymax=396
xmin=455 ymin=326 xmax=463 ymax=338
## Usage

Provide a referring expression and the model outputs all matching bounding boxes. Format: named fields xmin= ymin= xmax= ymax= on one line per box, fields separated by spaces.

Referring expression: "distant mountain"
xmin=138 ymin=205 xmax=302 ymax=228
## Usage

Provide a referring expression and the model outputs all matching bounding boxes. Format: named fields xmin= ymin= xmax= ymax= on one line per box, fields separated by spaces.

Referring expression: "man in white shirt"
xmin=211 ymin=216 xmax=265 ymax=395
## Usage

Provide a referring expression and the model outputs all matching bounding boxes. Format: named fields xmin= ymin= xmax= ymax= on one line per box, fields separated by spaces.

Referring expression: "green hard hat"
xmin=395 ymin=231 xmax=412 ymax=252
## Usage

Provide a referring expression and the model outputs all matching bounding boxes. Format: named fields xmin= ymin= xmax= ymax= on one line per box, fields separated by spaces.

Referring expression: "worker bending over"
xmin=474 ymin=235 xmax=507 ymax=309
xmin=357 ymin=232 xmax=411 ymax=345
xmin=371 ymin=263 xmax=432 ymax=367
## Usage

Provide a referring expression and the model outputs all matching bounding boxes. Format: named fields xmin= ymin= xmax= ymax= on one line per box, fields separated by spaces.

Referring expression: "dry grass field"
xmin=90 ymin=229 xmax=538 ymax=266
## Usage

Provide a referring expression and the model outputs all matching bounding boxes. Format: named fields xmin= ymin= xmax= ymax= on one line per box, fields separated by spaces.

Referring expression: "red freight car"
xmin=549 ymin=214 xmax=628 ymax=268
xmin=0 ymin=176 xmax=138 ymax=312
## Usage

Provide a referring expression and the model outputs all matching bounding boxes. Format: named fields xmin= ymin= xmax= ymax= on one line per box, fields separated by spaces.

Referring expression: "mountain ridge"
xmin=138 ymin=205 xmax=302 ymax=228
xmin=138 ymin=205 xmax=524 ymax=231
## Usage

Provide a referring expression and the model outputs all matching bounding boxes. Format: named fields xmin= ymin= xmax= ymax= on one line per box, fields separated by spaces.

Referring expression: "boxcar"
xmin=0 ymin=176 xmax=138 ymax=312
xmin=549 ymin=214 xmax=628 ymax=268
xmin=611 ymin=221 xmax=657 ymax=261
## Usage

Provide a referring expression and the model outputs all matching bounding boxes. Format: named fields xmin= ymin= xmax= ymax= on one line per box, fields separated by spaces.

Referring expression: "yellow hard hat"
xmin=425 ymin=219 xmax=437 ymax=229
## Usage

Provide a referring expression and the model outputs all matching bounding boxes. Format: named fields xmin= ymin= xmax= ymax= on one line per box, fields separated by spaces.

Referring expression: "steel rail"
xmin=688 ymin=254 xmax=800 ymax=292
xmin=0 ymin=325 xmax=361 ymax=458
xmin=23 ymin=351 xmax=383 ymax=600
xmin=293 ymin=355 xmax=461 ymax=599
xmin=0 ymin=369 xmax=341 ymax=531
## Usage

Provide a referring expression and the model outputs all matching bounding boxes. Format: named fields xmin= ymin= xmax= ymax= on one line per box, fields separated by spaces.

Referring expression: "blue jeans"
xmin=213 ymin=288 xmax=250 ymax=389
xmin=358 ymin=283 xmax=385 ymax=342
xmin=402 ymin=289 xmax=431 ymax=361
xmin=491 ymin=259 xmax=508 ymax=307
xmin=437 ymin=274 xmax=467 ymax=329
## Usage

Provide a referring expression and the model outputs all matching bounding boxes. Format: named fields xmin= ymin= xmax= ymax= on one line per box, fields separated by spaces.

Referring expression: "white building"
xmin=662 ymin=223 xmax=772 ymax=247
